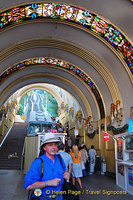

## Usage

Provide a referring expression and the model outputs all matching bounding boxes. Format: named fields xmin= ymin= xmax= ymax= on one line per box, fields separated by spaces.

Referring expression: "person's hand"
xmin=63 ymin=171 xmax=70 ymax=180
xmin=47 ymin=178 xmax=61 ymax=187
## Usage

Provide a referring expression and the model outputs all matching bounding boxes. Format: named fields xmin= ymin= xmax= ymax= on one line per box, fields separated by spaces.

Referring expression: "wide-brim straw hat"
xmin=42 ymin=132 xmax=60 ymax=144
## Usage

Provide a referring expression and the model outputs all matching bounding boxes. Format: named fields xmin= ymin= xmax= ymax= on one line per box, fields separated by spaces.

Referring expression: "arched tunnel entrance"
xmin=0 ymin=81 xmax=132 ymax=200
xmin=0 ymin=81 xmax=93 ymax=170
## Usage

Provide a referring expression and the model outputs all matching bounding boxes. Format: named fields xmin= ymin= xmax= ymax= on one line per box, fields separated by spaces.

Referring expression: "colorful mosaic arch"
xmin=0 ymin=57 xmax=105 ymax=118
xmin=0 ymin=3 xmax=133 ymax=74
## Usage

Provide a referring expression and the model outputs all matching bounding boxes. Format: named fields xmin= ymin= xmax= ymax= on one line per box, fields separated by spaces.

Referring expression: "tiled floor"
xmin=0 ymin=170 xmax=27 ymax=200
xmin=0 ymin=170 xmax=133 ymax=200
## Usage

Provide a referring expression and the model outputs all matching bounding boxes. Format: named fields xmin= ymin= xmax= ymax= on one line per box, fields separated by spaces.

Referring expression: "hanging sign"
xmin=103 ymin=131 xmax=109 ymax=141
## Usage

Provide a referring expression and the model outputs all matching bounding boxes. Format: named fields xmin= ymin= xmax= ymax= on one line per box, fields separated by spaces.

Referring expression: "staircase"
xmin=0 ymin=122 xmax=27 ymax=170
xmin=36 ymin=111 xmax=47 ymax=121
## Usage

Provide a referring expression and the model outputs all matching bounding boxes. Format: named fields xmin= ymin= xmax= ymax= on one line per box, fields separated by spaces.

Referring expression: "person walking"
xmin=70 ymin=145 xmax=83 ymax=189
xmin=67 ymin=136 xmax=72 ymax=148
xmin=80 ymin=145 xmax=88 ymax=176
xmin=24 ymin=132 xmax=70 ymax=200
xmin=56 ymin=141 xmax=72 ymax=175
xmin=88 ymin=145 xmax=96 ymax=175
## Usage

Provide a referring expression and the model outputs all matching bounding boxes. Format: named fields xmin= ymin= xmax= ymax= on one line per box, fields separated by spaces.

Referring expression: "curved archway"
xmin=0 ymin=2 xmax=132 ymax=76
xmin=0 ymin=38 xmax=122 ymax=100
xmin=0 ymin=57 xmax=105 ymax=118
xmin=1 ymin=72 xmax=96 ymax=119
xmin=17 ymin=84 xmax=63 ymax=106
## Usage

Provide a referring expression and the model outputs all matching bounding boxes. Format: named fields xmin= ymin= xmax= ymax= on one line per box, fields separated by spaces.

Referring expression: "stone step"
xmin=0 ymin=122 xmax=27 ymax=170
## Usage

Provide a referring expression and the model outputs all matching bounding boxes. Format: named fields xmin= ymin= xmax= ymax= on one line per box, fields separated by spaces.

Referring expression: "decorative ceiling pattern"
xmin=0 ymin=2 xmax=132 ymax=74
xmin=0 ymin=57 xmax=105 ymax=118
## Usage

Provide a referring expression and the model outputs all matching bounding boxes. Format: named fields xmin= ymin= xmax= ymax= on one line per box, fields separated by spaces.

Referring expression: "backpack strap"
xmin=28 ymin=158 xmax=44 ymax=200
xmin=38 ymin=155 xmax=64 ymax=180
xmin=39 ymin=157 xmax=44 ymax=180
xmin=39 ymin=155 xmax=65 ymax=179
xmin=57 ymin=154 xmax=65 ymax=171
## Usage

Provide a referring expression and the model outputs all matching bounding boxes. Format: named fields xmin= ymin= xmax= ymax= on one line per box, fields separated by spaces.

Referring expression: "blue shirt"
xmin=56 ymin=151 xmax=73 ymax=172
xmin=24 ymin=154 xmax=66 ymax=195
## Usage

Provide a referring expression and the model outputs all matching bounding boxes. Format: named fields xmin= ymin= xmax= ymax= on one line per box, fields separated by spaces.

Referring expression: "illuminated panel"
xmin=60 ymin=4 xmax=78 ymax=21
xmin=25 ymin=3 xmax=42 ymax=19
xmin=76 ymin=9 xmax=94 ymax=27
xmin=91 ymin=16 xmax=110 ymax=35
xmin=0 ymin=6 xmax=25 ymax=28
xmin=42 ymin=3 xmax=61 ymax=18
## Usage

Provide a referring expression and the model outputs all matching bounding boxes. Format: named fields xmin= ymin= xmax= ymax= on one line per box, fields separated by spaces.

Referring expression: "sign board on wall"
xmin=103 ymin=131 xmax=109 ymax=141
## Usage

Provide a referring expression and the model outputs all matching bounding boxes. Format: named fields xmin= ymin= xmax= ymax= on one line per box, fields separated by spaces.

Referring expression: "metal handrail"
xmin=20 ymin=137 xmax=26 ymax=170
xmin=0 ymin=125 xmax=13 ymax=148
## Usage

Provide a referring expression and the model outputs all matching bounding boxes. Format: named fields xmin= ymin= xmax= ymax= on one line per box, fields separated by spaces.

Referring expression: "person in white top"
xmin=80 ymin=145 xmax=88 ymax=176
xmin=88 ymin=145 xmax=96 ymax=166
